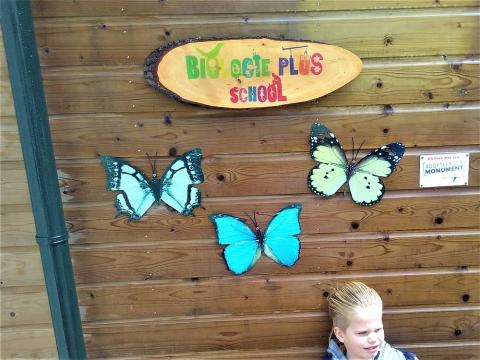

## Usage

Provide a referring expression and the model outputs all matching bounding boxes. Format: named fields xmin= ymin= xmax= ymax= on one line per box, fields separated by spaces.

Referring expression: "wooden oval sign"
xmin=145 ymin=38 xmax=362 ymax=109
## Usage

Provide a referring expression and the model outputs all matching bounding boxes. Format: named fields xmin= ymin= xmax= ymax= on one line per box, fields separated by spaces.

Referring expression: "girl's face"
xmin=334 ymin=305 xmax=385 ymax=360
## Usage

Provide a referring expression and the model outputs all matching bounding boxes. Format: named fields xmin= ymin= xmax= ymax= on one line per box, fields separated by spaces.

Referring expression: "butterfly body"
xmin=250 ymin=225 xmax=264 ymax=246
xmin=210 ymin=204 xmax=302 ymax=275
xmin=139 ymin=175 xmax=161 ymax=204
xmin=308 ymin=123 xmax=404 ymax=206
xmin=346 ymin=162 xmax=357 ymax=181
xmin=102 ymin=148 xmax=204 ymax=220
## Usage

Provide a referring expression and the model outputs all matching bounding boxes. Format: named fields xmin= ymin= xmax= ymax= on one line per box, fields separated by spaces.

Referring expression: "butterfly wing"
xmin=159 ymin=148 xmax=204 ymax=215
xmin=209 ymin=214 xmax=260 ymax=275
xmin=263 ymin=204 xmax=302 ymax=267
xmin=101 ymin=156 xmax=156 ymax=220
xmin=310 ymin=123 xmax=348 ymax=165
xmin=308 ymin=164 xmax=348 ymax=197
xmin=308 ymin=123 xmax=348 ymax=197
xmin=223 ymin=241 xmax=262 ymax=275
xmin=349 ymin=143 xmax=405 ymax=205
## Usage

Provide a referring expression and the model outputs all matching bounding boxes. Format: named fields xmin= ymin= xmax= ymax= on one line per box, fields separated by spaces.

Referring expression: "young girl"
xmin=323 ymin=281 xmax=419 ymax=360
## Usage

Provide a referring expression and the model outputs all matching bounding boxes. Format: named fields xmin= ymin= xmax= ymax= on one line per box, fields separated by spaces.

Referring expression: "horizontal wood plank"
xmin=0 ymin=74 xmax=15 ymax=117
xmin=64 ymin=189 xmax=480 ymax=245
xmin=201 ymin=148 xmax=479 ymax=197
xmin=70 ymin=230 xmax=480 ymax=283
xmin=2 ymin=104 xmax=480 ymax=161
xmin=0 ymin=325 xmax=57 ymax=359
xmin=403 ymin=342 xmax=480 ymax=360
xmin=5 ymin=145 xmax=477 ymax=206
xmin=1 ymin=246 xmax=46 ymax=287
xmin=40 ymin=56 xmax=480 ymax=114
xmin=43 ymin=103 xmax=480 ymax=160
xmin=83 ymin=307 xmax=480 ymax=358
xmin=0 ymin=205 xmax=36 ymax=247
xmin=34 ymin=9 xmax=480 ymax=66
xmin=1 ymin=286 xmax=52 ymax=327
xmin=118 ymin=341 xmax=480 ymax=360
xmin=2 ymin=146 xmax=470 ymax=206
xmin=117 ymin=347 xmax=327 ymax=360
xmin=1 ymin=161 xmax=31 ymax=205
xmin=0 ymin=31 xmax=15 ymax=117
xmin=0 ymin=116 xmax=21 ymax=161
xmin=31 ymin=0 xmax=480 ymax=17
xmin=45 ymin=148 xmax=480 ymax=205
xmin=77 ymin=268 xmax=479 ymax=321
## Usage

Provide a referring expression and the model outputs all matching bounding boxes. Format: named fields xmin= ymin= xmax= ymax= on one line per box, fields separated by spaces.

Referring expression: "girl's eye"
xmin=374 ymin=328 xmax=382 ymax=333
xmin=357 ymin=331 xmax=368 ymax=336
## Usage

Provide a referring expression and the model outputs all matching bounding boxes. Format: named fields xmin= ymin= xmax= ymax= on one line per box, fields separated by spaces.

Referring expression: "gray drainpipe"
xmin=1 ymin=0 xmax=87 ymax=358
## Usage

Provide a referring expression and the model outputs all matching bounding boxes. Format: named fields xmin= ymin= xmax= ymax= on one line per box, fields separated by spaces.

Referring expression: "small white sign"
xmin=420 ymin=152 xmax=469 ymax=188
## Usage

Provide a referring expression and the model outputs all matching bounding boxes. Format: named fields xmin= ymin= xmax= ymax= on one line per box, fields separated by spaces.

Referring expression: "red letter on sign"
xmin=230 ymin=87 xmax=239 ymax=103
xmin=311 ymin=53 xmax=323 ymax=75
xmin=272 ymin=73 xmax=287 ymax=101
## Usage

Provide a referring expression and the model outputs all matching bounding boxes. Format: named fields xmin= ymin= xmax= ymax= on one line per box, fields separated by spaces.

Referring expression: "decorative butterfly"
xmin=308 ymin=123 xmax=405 ymax=206
xmin=209 ymin=204 xmax=302 ymax=275
xmin=101 ymin=149 xmax=204 ymax=221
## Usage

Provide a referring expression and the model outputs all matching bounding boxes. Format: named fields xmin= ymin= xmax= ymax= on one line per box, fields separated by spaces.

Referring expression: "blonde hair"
xmin=327 ymin=281 xmax=383 ymax=330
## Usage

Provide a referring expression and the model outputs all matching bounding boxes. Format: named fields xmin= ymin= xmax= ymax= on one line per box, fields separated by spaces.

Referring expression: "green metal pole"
xmin=0 ymin=1 xmax=87 ymax=358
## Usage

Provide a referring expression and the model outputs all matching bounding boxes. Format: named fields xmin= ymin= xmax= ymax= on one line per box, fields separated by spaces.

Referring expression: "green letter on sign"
xmin=185 ymin=56 xmax=199 ymax=79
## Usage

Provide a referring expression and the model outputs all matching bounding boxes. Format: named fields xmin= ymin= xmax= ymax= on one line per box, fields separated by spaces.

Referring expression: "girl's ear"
xmin=333 ymin=326 xmax=345 ymax=343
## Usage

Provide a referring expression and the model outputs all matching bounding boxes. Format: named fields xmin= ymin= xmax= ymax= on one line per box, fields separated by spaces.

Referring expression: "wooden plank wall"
xmin=2 ymin=0 xmax=479 ymax=358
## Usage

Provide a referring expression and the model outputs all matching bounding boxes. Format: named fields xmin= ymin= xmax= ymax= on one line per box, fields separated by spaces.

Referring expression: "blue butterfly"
xmin=209 ymin=204 xmax=302 ymax=275
xmin=308 ymin=123 xmax=405 ymax=206
xmin=101 ymin=149 xmax=204 ymax=220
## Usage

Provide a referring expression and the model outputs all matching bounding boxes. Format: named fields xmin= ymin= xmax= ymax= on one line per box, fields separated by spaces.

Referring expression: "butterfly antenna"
xmin=153 ymin=151 xmax=158 ymax=177
xmin=256 ymin=211 xmax=274 ymax=217
xmin=245 ymin=212 xmax=254 ymax=224
xmin=146 ymin=152 xmax=155 ymax=176
xmin=351 ymin=138 xmax=355 ymax=163
xmin=354 ymin=140 xmax=366 ymax=162
xmin=250 ymin=211 xmax=261 ymax=233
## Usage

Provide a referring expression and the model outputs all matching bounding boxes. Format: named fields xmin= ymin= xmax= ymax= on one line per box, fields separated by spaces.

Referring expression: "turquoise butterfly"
xmin=102 ymin=149 xmax=204 ymax=220
xmin=209 ymin=204 xmax=302 ymax=275
xmin=308 ymin=123 xmax=404 ymax=206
